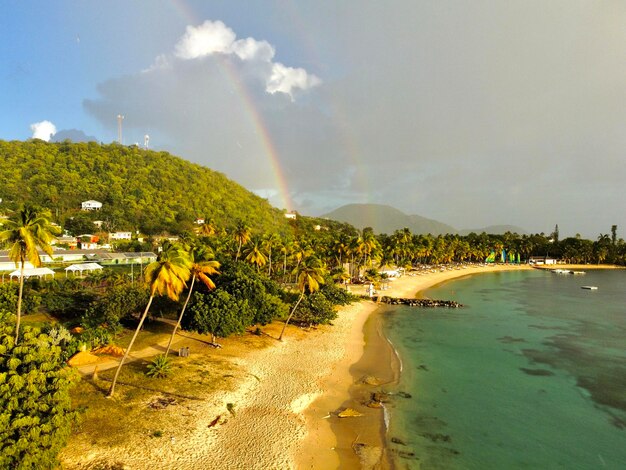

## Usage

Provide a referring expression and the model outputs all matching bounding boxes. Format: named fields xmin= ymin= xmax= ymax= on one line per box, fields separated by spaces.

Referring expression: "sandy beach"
xmin=60 ymin=264 xmax=529 ymax=470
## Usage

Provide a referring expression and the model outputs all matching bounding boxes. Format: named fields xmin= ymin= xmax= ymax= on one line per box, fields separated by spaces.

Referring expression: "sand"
xmin=61 ymin=263 xmax=530 ymax=470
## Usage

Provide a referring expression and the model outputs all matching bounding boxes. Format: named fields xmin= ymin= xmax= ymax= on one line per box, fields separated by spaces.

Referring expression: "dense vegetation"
xmin=0 ymin=139 xmax=291 ymax=235
xmin=0 ymin=312 xmax=79 ymax=469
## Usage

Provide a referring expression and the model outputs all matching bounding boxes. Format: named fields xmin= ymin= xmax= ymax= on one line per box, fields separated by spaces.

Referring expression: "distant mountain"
xmin=321 ymin=204 xmax=457 ymax=235
xmin=51 ymin=129 xmax=98 ymax=143
xmin=458 ymin=225 xmax=528 ymax=236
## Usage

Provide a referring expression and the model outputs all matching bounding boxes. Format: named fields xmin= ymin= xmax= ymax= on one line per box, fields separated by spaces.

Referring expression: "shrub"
xmin=293 ymin=291 xmax=337 ymax=326
xmin=146 ymin=355 xmax=171 ymax=379
xmin=320 ymin=281 xmax=358 ymax=306
xmin=0 ymin=283 xmax=41 ymax=315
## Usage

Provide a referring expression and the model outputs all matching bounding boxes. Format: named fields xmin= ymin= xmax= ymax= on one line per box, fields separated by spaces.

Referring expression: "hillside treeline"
xmin=0 ymin=139 xmax=290 ymax=235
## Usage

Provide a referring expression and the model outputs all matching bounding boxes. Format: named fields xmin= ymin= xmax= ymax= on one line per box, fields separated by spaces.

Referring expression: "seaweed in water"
xmin=519 ymin=368 xmax=555 ymax=376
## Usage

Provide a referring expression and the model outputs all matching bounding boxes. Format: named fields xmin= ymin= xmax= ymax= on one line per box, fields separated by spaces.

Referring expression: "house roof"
xmin=9 ymin=267 xmax=55 ymax=278
xmin=65 ymin=263 xmax=103 ymax=272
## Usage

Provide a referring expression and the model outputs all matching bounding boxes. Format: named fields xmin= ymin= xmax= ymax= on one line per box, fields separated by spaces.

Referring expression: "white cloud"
xmin=175 ymin=20 xmax=236 ymax=59
xmin=30 ymin=120 xmax=56 ymax=141
xmin=266 ymin=63 xmax=322 ymax=97
xmin=171 ymin=19 xmax=319 ymax=98
xmin=232 ymin=37 xmax=275 ymax=62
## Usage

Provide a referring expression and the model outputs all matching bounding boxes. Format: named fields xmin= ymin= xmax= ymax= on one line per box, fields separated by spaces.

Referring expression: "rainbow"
xmin=168 ymin=0 xmax=293 ymax=211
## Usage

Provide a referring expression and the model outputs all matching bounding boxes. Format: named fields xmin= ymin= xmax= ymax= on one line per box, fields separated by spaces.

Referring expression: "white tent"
xmin=64 ymin=263 xmax=104 ymax=277
xmin=9 ymin=267 xmax=56 ymax=280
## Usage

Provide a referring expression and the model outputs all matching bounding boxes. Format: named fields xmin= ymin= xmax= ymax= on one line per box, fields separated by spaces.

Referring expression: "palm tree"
xmin=263 ymin=233 xmax=281 ymax=276
xmin=278 ymin=257 xmax=326 ymax=341
xmin=243 ymin=236 xmax=268 ymax=272
xmin=280 ymin=241 xmax=292 ymax=284
xmin=197 ymin=219 xmax=217 ymax=237
xmin=107 ymin=242 xmax=191 ymax=397
xmin=0 ymin=205 xmax=60 ymax=343
xmin=332 ymin=234 xmax=350 ymax=269
xmin=330 ymin=265 xmax=350 ymax=289
xmin=165 ymin=245 xmax=219 ymax=357
xmin=233 ymin=222 xmax=251 ymax=262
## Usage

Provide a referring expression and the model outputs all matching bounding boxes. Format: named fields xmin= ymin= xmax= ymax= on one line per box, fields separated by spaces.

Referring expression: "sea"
xmin=382 ymin=269 xmax=626 ymax=469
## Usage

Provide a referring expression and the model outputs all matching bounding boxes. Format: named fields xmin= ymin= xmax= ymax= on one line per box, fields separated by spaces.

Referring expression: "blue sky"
xmin=2 ymin=1 xmax=626 ymax=237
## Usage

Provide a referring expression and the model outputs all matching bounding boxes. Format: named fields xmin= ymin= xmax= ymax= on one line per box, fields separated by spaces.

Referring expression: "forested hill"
xmin=0 ymin=139 xmax=291 ymax=235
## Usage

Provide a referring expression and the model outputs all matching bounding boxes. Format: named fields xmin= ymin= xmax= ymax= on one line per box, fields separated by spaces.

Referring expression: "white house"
xmin=81 ymin=200 xmax=102 ymax=211
xmin=110 ymin=231 xmax=132 ymax=240
xmin=285 ymin=212 xmax=297 ymax=220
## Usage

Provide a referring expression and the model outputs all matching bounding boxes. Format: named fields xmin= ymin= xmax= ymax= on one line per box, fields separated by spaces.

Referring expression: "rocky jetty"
xmin=379 ymin=297 xmax=462 ymax=308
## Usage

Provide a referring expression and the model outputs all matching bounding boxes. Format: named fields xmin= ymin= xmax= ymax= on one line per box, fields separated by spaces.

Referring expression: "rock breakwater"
xmin=379 ymin=297 xmax=462 ymax=308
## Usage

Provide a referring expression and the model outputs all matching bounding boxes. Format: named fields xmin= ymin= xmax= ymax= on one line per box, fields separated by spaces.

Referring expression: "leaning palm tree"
xmin=278 ymin=257 xmax=326 ymax=341
xmin=0 ymin=205 xmax=60 ymax=343
xmin=164 ymin=245 xmax=220 ymax=357
xmin=107 ymin=242 xmax=191 ymax=397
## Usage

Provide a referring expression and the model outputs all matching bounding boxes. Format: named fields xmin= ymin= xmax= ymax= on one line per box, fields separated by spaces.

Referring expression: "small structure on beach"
xmin=528 ymin=256 xmax=560 ymax=265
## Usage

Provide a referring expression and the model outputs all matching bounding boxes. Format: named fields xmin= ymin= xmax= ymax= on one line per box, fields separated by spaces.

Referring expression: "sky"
xmin=1 ymin=1 xmax=625 ymax=238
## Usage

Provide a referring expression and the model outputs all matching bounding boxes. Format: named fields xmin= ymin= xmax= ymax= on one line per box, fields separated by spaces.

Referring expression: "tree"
xmin=0 ymin=205 xmax=60 ymax=343
xmin=263 ymin=232 xmax=281 ymax=276
xmin=198 ymin=220 xmax=217 ymax=237
xmin=184 ymin=290 xmax=251 ymax=344
xmin=107 ymin=242 xmax=191 ymax=397
xmin=0 ymin=312 xmax=79 ymax=468
xmin=208 ymin=261 xmax=288 ymax=326
xmin=233 ymin=222 xmax=251 ymax=262
xmin=292 ymin=291 xmax=337 ymax=327
xmin=552 ymin=224 xmax=560 ymax=244
xmin=278 ymin=257 xmax=326 ymax=341
xmin=63 ymin=212 xmax=96 ymax=236
xmin=243 ymin=236 xmax=268 ymax=272
xmin=611 ymin=225 xmax=617 ymax=245
xmin=165 ymin=245 xmax=220 ymax=356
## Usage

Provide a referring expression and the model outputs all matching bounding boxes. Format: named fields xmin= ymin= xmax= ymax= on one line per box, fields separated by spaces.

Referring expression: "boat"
xmin=571 ymin=271 xmax=586 ymax=275
xmin=581 ymin=286 xmax=598 ymax=290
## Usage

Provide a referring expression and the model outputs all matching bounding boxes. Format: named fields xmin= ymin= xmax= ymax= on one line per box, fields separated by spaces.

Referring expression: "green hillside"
xmin=0 ymin=140 xmax=291 ymax=235
xmin=322 ymin=203 xmax=457 ymax=235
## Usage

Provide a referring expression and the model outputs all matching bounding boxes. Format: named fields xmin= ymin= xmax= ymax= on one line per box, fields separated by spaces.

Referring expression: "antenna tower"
xmin=144 ymin=134 xmax=150 ymax=149
xmin=117 ymin=114 xmax=124 ymax=144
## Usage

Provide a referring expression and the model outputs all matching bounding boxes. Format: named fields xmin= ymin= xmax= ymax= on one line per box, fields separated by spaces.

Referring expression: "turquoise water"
xmin=383 ymin=270 xmax=626 ymax=469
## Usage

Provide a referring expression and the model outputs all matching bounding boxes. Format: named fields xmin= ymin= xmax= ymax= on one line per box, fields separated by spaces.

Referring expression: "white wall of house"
xmin=111 ymin=232 xmax=132 ymax=240
xmin=0 ymin=261 xmax=34 ymax=272
xmin=81 ymin=200 xmax=102 ymax=210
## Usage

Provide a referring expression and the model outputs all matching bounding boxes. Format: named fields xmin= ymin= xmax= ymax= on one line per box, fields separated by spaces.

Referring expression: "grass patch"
xmin=113 ymin=319 xmax=173 ymax=350
xmin=68 ymin=350 xmax=241 ymax=449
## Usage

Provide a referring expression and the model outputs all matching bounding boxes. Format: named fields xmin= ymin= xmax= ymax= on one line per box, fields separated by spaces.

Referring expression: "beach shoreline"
xmin=296 ymin=263 xmax=531 ymax=469
xmin=60 ymin=263 xmax=620 ymax=469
